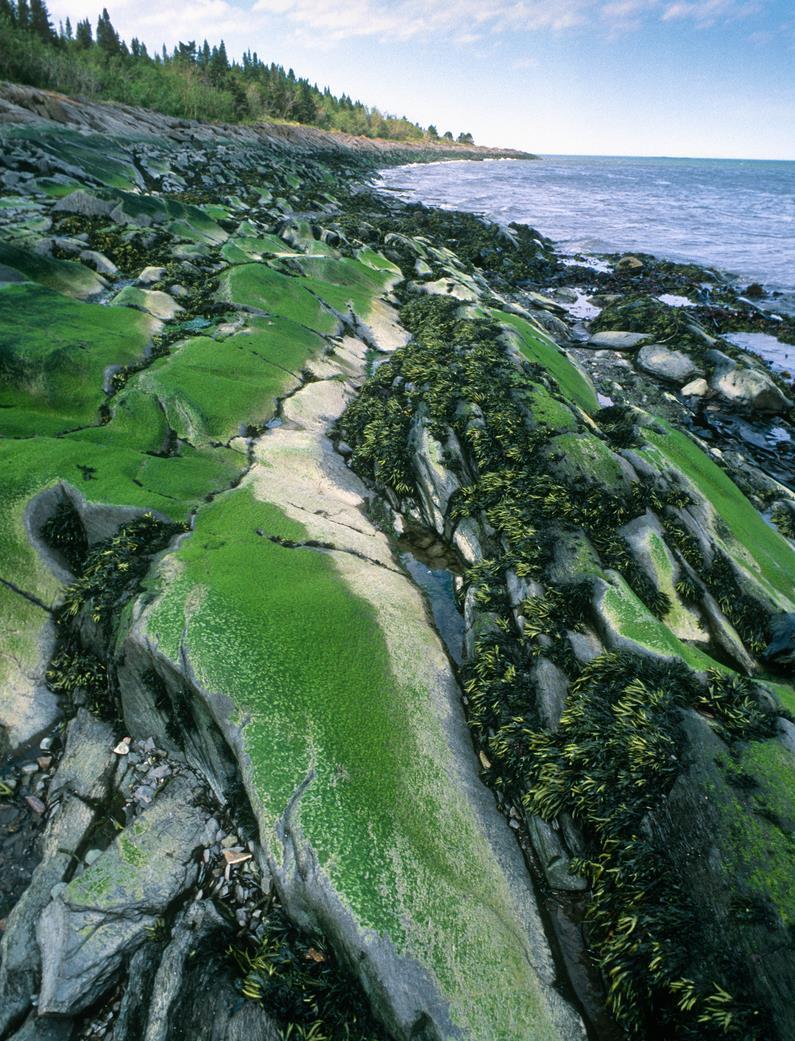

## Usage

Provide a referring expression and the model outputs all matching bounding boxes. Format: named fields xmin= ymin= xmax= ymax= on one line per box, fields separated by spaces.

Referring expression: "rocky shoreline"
xmin=1 ymin=83 xmax=794 ymax=1041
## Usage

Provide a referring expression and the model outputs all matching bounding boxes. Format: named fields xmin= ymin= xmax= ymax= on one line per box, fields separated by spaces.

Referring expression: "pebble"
xmin=133 ymin=785 xmax=155 ymax=805
xmin=37 ymin=756 xmax=52 ymax=771
xmin=113 ymin=740 xmax=130 ymax=756
xmin=50 ymin=882 xmax=68 ymax=900
xmin=39 ymin=737 xmax=53 ymax=751
xmin=84 ymin=848 xmax=103 ymax=866
xmin=25 ymin=795 xmax=45 ymax=815
xmin=223 ymin=849 xmax=251 ymax=866
xmin=21 ymin=763 xmax=38 ymax=776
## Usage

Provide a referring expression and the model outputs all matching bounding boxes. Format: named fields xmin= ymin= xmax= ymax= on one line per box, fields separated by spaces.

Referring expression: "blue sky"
xmin=50 ymin=0 xmax=795 ymax=158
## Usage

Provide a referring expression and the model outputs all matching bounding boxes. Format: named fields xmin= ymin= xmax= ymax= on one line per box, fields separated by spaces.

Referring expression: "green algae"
xmin=641 ymin=423 xmax=795 ymax=608
xmin=219 ymin=263 xmax=339 ymax=335
xmin=0 ymin=241 xmax=105 ymax=299
xmin=599 ymin=574 xmax=721 ymax=672
xmin=545 ymin=431 xmax=629 ymax=492
xmin=0 ymin=282 xmax=155 ymax=436
xmin=138 ymin=319 xmax=324 ymax=443
xmin=491 ymin=309 xmax=599 ymax=414
xmin=144 ymin=487 xmax=564 ymax=1040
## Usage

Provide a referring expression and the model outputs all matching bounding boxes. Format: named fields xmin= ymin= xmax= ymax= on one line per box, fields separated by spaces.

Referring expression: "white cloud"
xmin=48 ymin=0 xmax=774 ymax=53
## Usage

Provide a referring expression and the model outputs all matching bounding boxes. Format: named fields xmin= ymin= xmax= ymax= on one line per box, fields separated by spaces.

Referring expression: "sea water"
xmin=378 ymin=155 xmax=795 ymax=314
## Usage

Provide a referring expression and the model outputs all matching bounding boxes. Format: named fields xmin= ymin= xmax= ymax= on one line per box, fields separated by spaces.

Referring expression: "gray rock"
xmin=137 ymin=265 xmax=165 ymax=285
xmin=587 ymin=330 xmax=649 ymax=350
xmin=532 ymin=658 xmax=569 ymax=731
xmin=709 ymin=356 xmax=790 ymax=413
xmin=526 ymin=815 xmax=587 ymax=892
xmin=7 ymin=1014 xmax=74 ymax=1041
xmin=0 ymin=711 xmax=116 ymax=1035
xmin=79 ymin=249 xmax=117 ymax=276
xmin=37 ymin=774 xmax=210 ymax=1016
xmin=409 ymin=413 xmax=460 ymax=534
xmin=681 ymin=377 xmax=709 ymax=397
xmin=764 ymin=613 xmax=795 ymax=667
xmin=52 ymin=189 xmax=114 ymax=219
xmin=636 ymin=343 xmax=700 ymax=385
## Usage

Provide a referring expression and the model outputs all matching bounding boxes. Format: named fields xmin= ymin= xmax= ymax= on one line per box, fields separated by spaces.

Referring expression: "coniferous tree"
xmin=64 ymin=15 xmax=72 ymax=38
xmin=74 ymin=16 xmax=91 ymax=46
xmin=96 ymin=7 xmax=120 ymax=55
xmin=0 ymin=0 xmax=16 ymax=24
xmin=16 ymin=0 xmax=29 ymax=29
xmin=29 ymin=0 xmax=55 ymax=42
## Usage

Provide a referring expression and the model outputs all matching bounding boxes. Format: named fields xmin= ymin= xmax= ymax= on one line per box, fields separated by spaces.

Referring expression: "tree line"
xmin=0 ymin=2 xmax=476 ymax=143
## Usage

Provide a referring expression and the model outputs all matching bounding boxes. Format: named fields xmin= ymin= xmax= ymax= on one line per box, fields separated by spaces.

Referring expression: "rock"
xmin=532 ymin=658 xmax=569 ymax=731
xmin=52 ymin=189 xmax=115 ymax=219
xmin=587 ymin=330 xmax=649 ymax=350
xmin=409 ymin=413 xmax=460 ymax=534
xmin=526 ymin=815 xmax=587 ymax=892
xmin=0 ymin=711 xmax=116 ymax=1035
xmin=744 ymin=283 xmax=765 ymax=299
xmin=709 ymin=354 xmax=790 ymax=413
xmin=7 ymin=1014 xmax=74 ymax=1041
xmin=636 ymin=343 xmax=700 ymax=385
xmin=79 ymin=249 xmax=117 ymax=276
xmin=37 ymin=774 xmax=210 ymax=1016
xmin=137 ymin=265 xmax=166 ymax=285
xmin=681 ymin=377 xmax=709 ymax=397
xmin=616 ymin=254 xmax=643 ymax=271
xmin=111 ymin=286 xmax=183 ymax=321
xmin=763 ymin=613 xmax=795 ymax=667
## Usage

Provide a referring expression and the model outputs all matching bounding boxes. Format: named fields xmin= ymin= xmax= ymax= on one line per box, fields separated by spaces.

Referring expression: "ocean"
xmin=377 ymin=155 xmax=795 ymax=314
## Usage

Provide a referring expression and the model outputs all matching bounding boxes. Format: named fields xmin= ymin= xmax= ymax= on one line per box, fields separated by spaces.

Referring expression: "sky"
xmin=47 ymin=0 xmax=795 ymax=159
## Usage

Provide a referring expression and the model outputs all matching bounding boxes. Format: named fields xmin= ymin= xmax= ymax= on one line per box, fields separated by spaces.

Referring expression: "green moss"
xmin=599 ymin=574 xmax=720 ymax=671
xmin=545 ymin=431 xmax=630 ymax=492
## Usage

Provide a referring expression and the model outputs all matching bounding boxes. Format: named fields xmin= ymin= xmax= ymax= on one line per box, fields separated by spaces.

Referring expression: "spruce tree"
xmin=0 ymin=0 xmax=16 ymax=24
xmin=96 ymin=7 xmax=120 ymax=55
xmin=29 ymin=0 xmax=54 ymax=42
xmin=16 ymin=0 xmax=29 ymax=29
xmin=75 ymin=17 xmax=92 ymax=47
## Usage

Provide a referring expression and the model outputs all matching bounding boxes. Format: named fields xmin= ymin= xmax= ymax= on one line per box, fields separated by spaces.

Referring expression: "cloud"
xmin=250 ymin=0 xmax=610 ymax=42
xmin=660 ymin=0 xmax=760 ymax=25
xmin=49 ymin=0 xmax=775 ymax=53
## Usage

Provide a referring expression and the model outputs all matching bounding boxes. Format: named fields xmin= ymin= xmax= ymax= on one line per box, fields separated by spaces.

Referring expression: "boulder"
xmin=616 ymin=254 xmax=643 ymax=271
xmin=635 ymin=343 xmax=700 ymax=385
xmin=111 ymin=286 xmax=182 ymax=321
xmin=52 ymin=190 xmax=114 ymax=219
xmin=709 ymin=354 xmax=790 ymax=413
xmin=587 ymin=330 xmax=649 ymax=350
xmin=137 ymin=265 xmax=166 ymax=285
xmin=79 ymin=249 xmax=117 ymax=276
